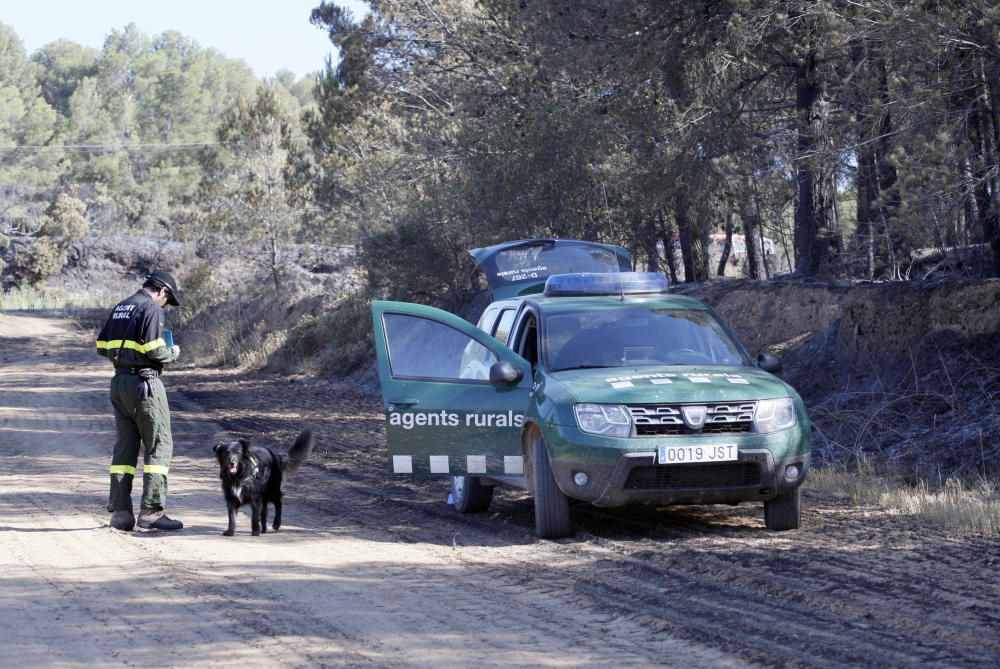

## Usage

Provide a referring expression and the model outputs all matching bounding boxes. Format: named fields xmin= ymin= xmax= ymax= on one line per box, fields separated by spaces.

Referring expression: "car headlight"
xmin=574 ymin=403 xmax=632 ymax=437
xmin=754 ymin=397 xmax=797 ymax=433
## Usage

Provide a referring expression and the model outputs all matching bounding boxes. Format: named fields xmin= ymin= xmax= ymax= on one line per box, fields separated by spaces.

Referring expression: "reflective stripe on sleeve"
xmin=97 ymin=338 xmax=166 ymax=353
xmin=110 ymin=465 xmax=137 ymax=476
xmin=141 ymin=338 xmax=166 ymax=352
xmin=143 ymin=464 xmax=169 ymax=476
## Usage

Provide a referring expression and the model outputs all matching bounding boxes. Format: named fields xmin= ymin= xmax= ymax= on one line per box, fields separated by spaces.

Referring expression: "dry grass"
xmin=269 ymin=290 xmax=373 ymax=375
xmin=192 ymin=308 xmax=288 ymax=369
xmin=0 ymin=284 xmax=130 ymax=310
xmin=808 ymin=464 xmax=1000 ymax=536
xmin=170 ymin=257 xmax=369 ymax=375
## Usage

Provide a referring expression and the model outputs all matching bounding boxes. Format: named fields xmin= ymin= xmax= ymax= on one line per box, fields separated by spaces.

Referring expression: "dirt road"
xmin=2 ymin=313 xmax=998 ymax=668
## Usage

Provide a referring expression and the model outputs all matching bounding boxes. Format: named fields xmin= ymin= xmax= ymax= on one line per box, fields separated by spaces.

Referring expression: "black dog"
xmin=213 ymin=429 xmax=313 ymax=536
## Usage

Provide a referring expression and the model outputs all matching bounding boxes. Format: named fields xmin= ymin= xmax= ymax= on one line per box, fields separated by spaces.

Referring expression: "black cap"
xmin=146 ymin=270 xmax=180 ymax=306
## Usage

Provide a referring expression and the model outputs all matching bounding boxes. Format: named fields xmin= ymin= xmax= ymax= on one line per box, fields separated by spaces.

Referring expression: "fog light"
xmin=573 ymin=472 xmax=589 ymax=486
xmin=784 ymin=464 xmax=801 ymax=481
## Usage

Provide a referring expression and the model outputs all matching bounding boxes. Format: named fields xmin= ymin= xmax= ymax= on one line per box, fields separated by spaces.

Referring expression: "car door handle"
xmin=390 ymin=398 xmax=419 ymax=408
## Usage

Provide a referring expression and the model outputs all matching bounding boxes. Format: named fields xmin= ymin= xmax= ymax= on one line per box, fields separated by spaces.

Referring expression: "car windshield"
xmin=544 ymin=307 xmax=748 ymax=371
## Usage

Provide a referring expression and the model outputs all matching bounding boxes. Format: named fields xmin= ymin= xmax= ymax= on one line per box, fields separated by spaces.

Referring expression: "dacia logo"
xmin=681 ymin=405 xmax=707 ymax=430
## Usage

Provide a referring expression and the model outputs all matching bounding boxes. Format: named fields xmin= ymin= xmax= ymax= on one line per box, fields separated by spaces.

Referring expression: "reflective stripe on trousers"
xmin=107 ymin=374 xmax=174 ymax=513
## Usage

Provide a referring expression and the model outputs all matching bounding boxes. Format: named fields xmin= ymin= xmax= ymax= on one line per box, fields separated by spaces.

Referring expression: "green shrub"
xmin=45 ymin=193 xmax=90 ymax=242
xmin=22 ymin=239 xmax=67 ymax=287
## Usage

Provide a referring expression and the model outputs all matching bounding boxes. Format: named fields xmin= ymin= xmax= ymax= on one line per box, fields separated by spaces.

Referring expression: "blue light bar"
xmin=543 ymin=272 xmax=670 ymax=297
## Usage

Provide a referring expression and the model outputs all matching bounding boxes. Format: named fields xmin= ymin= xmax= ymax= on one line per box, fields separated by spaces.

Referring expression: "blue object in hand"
xmin=163 ymin=329 xmax=174 ymax=348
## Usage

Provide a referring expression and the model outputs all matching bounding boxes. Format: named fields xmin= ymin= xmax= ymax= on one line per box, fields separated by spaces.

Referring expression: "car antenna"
xmin=618 ymin=249 xmax=626 ymax=302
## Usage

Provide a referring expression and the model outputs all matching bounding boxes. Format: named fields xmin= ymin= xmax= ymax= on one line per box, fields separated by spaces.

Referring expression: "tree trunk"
xmin=982 ymin=59 xmax=1000 ymax=277
xmin=676 ymin=192 xmax=696 ymax=282
xmin=658 ymin=212 xmax=679 ymax=285
xmin=269 ymin=229 xmax=282 ymax=291
xmin=960 ymin=157 xmax=979 ymax=249
xmin=967 ymin=74 xmax=1000 ymax=277
xmin=716 ymin=208 xmax=734 ymax=277
xmin=856 ymin=144 xmax=878 ymax=280
xmin=740 ymin=179 xmax=762 ymax=280
xmin=874 ymin=59 xmax=900 ymax=269
xmin=752 ymin=178 xmax=770 ymax=279
xmin=741 ymin=211 xmax=761 ymax=281
xmin=641 ymin=214 xmax=659 ymax=272
xmin=793 ymin=51 xmax=841 ymax=277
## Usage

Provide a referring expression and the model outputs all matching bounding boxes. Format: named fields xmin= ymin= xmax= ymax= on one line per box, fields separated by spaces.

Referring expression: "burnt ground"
xmin=685 ymin=279 xmax=1000 ymax=477
xmin=5 ymin=272 xmax=1000 ymax=668
xmin=163 ymin=362 xmax=1000 ymax=668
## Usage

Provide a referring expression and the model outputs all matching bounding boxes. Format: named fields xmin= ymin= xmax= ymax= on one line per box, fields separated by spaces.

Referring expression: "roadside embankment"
xmin=685 ymin=278 xmax=1000 ymax=475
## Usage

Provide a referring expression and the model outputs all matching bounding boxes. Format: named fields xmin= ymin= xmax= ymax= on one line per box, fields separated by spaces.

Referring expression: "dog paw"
xmin=252 ymin=529 xmax=261 ymax=536
xmin=222 ymin=529 xmax=234 ymax=536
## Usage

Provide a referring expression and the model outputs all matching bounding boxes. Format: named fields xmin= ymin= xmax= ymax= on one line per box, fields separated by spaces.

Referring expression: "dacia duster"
xmin=372 ymin=238 xmax=811 ymax=538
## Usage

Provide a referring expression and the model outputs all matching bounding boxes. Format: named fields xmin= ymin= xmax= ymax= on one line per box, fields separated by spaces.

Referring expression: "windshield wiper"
xmin=552 ymin=364 xmax=609 ymax=372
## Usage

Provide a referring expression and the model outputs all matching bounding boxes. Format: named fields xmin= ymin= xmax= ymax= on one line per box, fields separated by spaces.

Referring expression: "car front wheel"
xmin=764 ymin=487 xmax=801 ymax=531
xmin=451 ymin=475 xmax=493 ymax=513
xmin=531 ymin=437 xmax=571 ymax=539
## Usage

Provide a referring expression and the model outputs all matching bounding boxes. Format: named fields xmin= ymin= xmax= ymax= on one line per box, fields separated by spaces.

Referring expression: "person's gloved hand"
xmin=171 ymin=345 xmax=181 ymax=361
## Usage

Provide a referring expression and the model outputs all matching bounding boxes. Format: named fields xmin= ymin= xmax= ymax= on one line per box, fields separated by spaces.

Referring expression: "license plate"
xmin=657 ymin=444 xmax=737 ymax=465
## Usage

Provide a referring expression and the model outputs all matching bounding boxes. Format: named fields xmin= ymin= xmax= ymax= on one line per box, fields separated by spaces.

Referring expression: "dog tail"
xmin=282 ymin=429 xmax=313 ymax=477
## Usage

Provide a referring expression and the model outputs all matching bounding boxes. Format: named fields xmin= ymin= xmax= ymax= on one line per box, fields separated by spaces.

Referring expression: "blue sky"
xmin=3 ymin=0 xmax=369 ymax=79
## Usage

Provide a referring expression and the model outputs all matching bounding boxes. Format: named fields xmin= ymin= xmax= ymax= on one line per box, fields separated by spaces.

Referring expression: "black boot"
xmin=109 ymin=510 xmax=135 ymax=531
xmin=137 ymin=510 xmax=183 ymax=531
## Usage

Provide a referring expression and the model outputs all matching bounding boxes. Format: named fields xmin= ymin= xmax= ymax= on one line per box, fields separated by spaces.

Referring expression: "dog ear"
xmin=239 ymin=439 xmax=250 ymax=453
xmin=213 ymin=442 xmax=223 ymax=455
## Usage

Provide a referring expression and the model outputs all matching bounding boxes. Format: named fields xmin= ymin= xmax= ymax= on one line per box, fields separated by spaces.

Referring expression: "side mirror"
xmin=758 ymin=352 xmax=782 ymax=374
xmin=489 ymin=360 xmax=523 ymax=386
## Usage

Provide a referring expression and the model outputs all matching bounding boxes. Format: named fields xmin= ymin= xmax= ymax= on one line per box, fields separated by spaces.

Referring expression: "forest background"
xmin=1 ymin=0 xmax=999 ymax=527
xmin=1 ymin=0 xmax=999 ymax=365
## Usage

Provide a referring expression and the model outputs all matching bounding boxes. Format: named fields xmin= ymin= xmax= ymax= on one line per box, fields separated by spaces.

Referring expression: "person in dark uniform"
xmin=96 ymin=271 xmax=184 ymax=531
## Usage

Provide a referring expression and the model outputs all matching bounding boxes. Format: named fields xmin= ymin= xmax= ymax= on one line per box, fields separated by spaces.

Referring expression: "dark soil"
xmin=165 ymin=363 xmax=1000 ymax=669
xmin=681 ymin=278 xmax=1000 ymax=477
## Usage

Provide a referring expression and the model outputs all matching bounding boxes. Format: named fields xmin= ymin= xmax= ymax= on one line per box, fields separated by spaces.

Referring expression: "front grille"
xmin=628 ymin=402 xmax=756 ymax=437
xmin=624 ymin=462 xmax=762 ymax=490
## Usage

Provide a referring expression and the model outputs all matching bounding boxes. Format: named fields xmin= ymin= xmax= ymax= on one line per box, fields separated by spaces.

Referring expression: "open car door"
xmin=372 ymin=301 xmax=532 ymax=477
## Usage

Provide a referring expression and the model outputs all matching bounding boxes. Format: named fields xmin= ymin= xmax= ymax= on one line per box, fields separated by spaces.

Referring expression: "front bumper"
xmin=551 ymin=449 xmax=810 ymax=507
xmin=541 ymin=418 xmax=811 ymax=507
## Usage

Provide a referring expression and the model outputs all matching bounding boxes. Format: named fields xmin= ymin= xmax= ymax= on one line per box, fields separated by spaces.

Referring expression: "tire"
xmin=531 ymin=437 xmax=571 ymax=539
xmin=764 ymin=487 xmax=801 ymax=531
xmin=451 ymin=475 xmax=493 ymax=513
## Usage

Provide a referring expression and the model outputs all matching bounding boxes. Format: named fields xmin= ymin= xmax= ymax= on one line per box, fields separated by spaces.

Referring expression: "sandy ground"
xmin=1 ymin=312 xmax=998 ymax=668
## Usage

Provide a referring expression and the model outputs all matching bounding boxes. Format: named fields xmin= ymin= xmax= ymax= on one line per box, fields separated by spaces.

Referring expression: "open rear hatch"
xmin=470 ymin=238 xmax=631 ymax=300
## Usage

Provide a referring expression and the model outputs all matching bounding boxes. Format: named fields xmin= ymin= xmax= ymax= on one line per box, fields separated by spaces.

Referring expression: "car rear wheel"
xmin=531 ymin=437 xmax=571 ymax=539
xmin=764 ymin=487 xmax=801 ymax=531
xmin=451 ymin=475 xmax=493 ymax=513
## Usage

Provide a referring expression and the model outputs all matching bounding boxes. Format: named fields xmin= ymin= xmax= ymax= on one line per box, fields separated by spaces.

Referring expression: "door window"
xmin=477 ymin=305 xmax=500 ymax=331
xmin=493 ymin=308 xmax=517 ymax=344
xmin=383 ymin=313 xmax=496 ymax=381
xmin=514 ymin=314 xmax=539 ymax=368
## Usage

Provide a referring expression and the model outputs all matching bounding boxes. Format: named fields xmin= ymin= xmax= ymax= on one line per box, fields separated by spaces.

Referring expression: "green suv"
xmin=372 ymin=239 xmax=811 ymax=538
